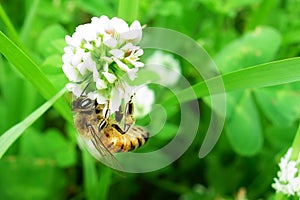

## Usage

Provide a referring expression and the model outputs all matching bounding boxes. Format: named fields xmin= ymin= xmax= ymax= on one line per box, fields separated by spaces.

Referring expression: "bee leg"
xmin=115 ymin=105 xmax=123 ymax=123
xmin=104 ymin=100 xmax=111 ymax=119
xmin=98 ymin=100 xmax=111 ymax=133
xmin=111 ymin=123 xmax=125 ymax=134
xmin=123 ymin=96 xmax=135 ymax=133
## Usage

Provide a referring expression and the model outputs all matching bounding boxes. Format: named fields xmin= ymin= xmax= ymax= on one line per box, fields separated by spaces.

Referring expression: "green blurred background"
xmin=0 ymin=0 xmax=300 ymax=199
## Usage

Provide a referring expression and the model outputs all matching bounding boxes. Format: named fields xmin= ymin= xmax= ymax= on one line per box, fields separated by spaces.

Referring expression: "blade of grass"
xmin=98 ymin=166 xmax=112 ymax=200
xmin=0 ymin=4 xmax=22 ymax=47
xmin=0 ymin=87 xmax=67 ymax=159
xmin=118 ymin=0 xmax=139 ymax=22
xmin=291 ymin=122 xmax=300 ymax=160
xmin=245 ymin=0 xmax=276 ymax=31
xmin=82 ymin=150 xmax=99 ymax=200
xmin=0 ymin=31 xmax=72 ymax=123
xmin=163 ymin=57 xmax=300 ymax=106
xmin=82 ymin=149 xmax=113 ymax=200
xmin=19 ymin=0 xmax=40 ymax=44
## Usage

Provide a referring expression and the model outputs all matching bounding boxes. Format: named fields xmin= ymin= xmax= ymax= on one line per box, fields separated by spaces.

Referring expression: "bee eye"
xmin=80 ymin=98 xmax=92 ymax=108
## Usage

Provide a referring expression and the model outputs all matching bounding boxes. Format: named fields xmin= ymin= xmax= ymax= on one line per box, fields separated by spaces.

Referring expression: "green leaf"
xmin=0 ymin=73 xmax=40 ymax=125
xmin=0 ymin=88 xmax=66 ymax=159
xmin=41 ymin=55 xmax=64 ymax=75
xmin=246 ymin=0 xmax=277 ymax=30
xmin=226 ymin=91 xmax=263 ymax=156
xmin=153 ymin=1 xmax=183 ymax=17
xmin=145 ymin=123 xmax=178 ymax=151
xmin=205 ymin=153 xmax=243 ymax=193
xmin=19 ymin=128 xmax=77 ymax=167
xmin=41 ymin=54 xmax=68 ymax=89
xmin=205 ymin=26 xmax=281 ymax=118
xmin=150 ymin=123 xmax=178 ymax=141
xmin=214 ymin=26 xmax=281 ymax=73
xmin=265 ymin=125 xmax=296 ymax=151
xmin=0 ymin=31 xmax=72 ymax=123
xmin=255 ymin=86 xmax=300 ymax=126
xmin=0 ymin=157 xmax=66 ymax=200
xmin=37 ymin=24 xmax=67 ymax=56
xmin=199 ymin=0 xmax=260 ymax=16
xmin=37 ymin=0 xmax=74 ymax=23
xmin=163 ymin=57 xmax=300 ymax=106
xmin=118 ymin=0 xmax=139 ymax=22
xmin=78 ymin=0 xmax=115 ymax=17
xmin=224 ymin=91 xmax=244 ymax=117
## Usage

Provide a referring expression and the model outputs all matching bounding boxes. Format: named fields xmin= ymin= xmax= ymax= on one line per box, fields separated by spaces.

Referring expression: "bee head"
xmin=72 ymin=96 xmax=95 ymax=112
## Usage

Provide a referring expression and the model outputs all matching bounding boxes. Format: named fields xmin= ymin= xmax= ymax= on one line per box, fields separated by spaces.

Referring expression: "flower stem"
xmin=291 ymin=122 xmax=300 ymax=160
xmin=117 ymin=0 xmax=139 ymax=22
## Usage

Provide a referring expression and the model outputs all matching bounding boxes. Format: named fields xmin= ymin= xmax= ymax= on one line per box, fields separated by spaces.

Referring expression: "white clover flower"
xmin=145 ymin=50 xmax=181 ymax=86
xmin=133 ymin=86 xmax=155 ymax=118
xmin=62 ymin=15 xmax=144 ymax=112
xmin=272 ymin=148 xmax=300 ymax=197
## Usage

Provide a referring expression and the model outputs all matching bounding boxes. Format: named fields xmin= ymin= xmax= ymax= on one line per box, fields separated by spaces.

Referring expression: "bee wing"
xmin=86 ymin=124 xmax=123 ymax=170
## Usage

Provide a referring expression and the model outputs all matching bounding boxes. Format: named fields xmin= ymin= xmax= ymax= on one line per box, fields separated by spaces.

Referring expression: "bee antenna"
xmin=80 ymin=82 xmax=91 ymax=96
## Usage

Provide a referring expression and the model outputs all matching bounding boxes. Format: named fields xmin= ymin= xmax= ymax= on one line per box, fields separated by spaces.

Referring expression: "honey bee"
xmin=72 ymin=93 xmax=149 ymax=166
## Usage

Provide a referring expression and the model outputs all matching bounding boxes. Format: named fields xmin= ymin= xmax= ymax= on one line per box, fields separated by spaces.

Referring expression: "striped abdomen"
xmin=101 ymin=125 xmax=149 ymax=153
